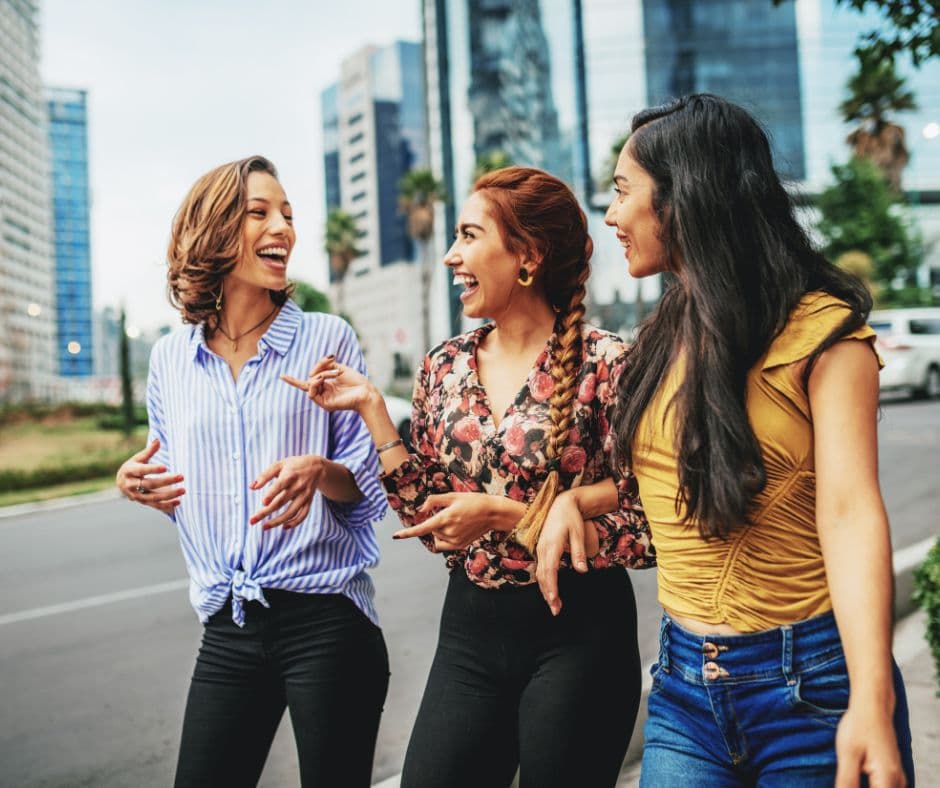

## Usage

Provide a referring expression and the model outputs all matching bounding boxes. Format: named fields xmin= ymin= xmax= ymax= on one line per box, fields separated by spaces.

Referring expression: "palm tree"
xmin=323 ymin=209 xmax=364 ymax=318
xmin=840 ymin=49 xmax=917 ymax=191
xmin=398 ymin=168 xmax=446 ymax=352
xmin=597 ymin=132 xmax=630 ymax=193
xmin=472 ymin=149 xmax=513 ymax=183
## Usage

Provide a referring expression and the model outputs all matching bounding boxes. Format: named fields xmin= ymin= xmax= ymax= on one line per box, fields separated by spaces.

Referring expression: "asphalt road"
xmin=0 ymin=397 xmax=936 ymax=787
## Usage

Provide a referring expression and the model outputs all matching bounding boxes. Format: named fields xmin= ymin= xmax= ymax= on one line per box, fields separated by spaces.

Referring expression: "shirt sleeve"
xmin=146 ymin=341 xmax=176 ymax=523
xmin=381 ymin=352 xmax=453 ymax=545
xmin=586 ymin=341 xmax=655 ymax=570
xmin=325 ymin=321 xmax=387 ymax=528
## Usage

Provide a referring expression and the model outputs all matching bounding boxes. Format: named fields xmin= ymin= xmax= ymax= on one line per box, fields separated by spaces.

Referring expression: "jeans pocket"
xmin=648 ymin=661 xmax=668 ymax=696
xmin=791 ymin=657 xmax=850 ymax=727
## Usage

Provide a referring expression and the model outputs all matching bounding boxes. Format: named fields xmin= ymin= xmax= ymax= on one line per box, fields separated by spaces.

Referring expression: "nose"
xmin=269 ymin=211 xmax=292 ymax=237
xmin=442 ymin=240 xmax=459 ymax=267
xmin=604 ymin=202 xmax=616 ymax=226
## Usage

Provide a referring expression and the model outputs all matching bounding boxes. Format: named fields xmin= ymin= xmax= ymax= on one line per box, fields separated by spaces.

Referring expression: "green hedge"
xmin=0 ymin=401 xmax=129 ymax=427
xmin=0 ymin=449 xmax=130 ymax=492
xmin=914 ymin=536 xmax=940 ymax=695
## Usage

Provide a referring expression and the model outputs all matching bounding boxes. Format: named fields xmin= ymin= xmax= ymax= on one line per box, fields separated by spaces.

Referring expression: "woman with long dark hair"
xmin=285 ymin=167 xmax=654 ymax=787
xmin=598 ymin=94 xmax=913 ymax=786
xmin=115 ymin=156 xmax=389 ymax=787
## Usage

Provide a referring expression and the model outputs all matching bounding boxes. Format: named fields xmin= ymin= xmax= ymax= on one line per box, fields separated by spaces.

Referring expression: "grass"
xmin=0 ymin=417 xmax=147 ymax=472
xmin=0 ymin=476 xmax=116 ymax=508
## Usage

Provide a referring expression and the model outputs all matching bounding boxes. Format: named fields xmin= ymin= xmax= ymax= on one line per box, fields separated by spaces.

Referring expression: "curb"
xmin=0 ymin=488 xmax=121 ymax=521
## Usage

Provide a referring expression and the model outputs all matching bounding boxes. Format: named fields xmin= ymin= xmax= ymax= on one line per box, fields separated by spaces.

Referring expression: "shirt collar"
xmin=187 ymin=298 xmax=302 ymax=363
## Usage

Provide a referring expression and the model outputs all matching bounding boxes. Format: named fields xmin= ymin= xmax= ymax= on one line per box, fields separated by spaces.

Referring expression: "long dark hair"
xmin=613 ymin=94 xmax=872 ymax=539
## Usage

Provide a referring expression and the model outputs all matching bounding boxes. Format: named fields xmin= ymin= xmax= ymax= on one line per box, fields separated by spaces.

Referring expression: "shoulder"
xmin=580 ymin=323 xmax=630 ymax=368
xmin=295 ymin=309 xmax=359 ymax=349
xmin=424 ymin=326 xmax=484 ymax=369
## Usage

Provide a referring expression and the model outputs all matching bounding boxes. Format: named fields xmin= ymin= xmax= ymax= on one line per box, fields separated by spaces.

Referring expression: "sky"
xmin=41 ymin=0 xmax=422 ymax=331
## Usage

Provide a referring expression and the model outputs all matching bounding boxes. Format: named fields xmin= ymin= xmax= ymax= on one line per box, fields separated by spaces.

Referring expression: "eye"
xmin=462 ymin=229 xmax=474 ymax=240
xmin=247 ymin=208 xmax=266 ymax=217
xmin=283 ymin=213 xmax=294 ymax=224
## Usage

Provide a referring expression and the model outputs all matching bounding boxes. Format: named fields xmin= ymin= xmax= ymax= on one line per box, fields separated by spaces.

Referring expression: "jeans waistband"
xmin=657 ymin=611 xmax=843 ymax=684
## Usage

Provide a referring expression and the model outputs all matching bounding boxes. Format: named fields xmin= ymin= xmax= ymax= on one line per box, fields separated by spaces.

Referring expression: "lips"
xmin=255 ymin=244 xmax=289 ymax=270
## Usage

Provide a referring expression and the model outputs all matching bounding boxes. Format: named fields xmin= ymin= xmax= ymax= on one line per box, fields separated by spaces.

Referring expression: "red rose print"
xmin=615 ymin=533 xmax=635 ymax=555
xmin=507 ymin=483 xmax=525 ymax=501
xmin=504 ymin=423 xmax=526 ymax=455
xmin=452 ymin=416 xmax=482 ymax=443
xmin=451 ymin=475 xmax=477 ymax=493
xmin=578 ymin=373 xmax=596 ymax=403
xmin=529 ymin=371 xmax=554 ymax=402
xmin=593 ymin=554 xmax=611 ymax=569
xmin=500 ymin=558 xmax=531 ymax=571
xmin=568 ymin=426 xmax=580 ymax=445
xmin=560 ymin=446 xmax=587 ymax=473
xmin=468 ymin=550 xmax=490 ymax=576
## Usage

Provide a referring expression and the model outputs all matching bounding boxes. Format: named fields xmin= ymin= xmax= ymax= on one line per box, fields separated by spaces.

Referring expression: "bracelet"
xmin=375 ymin=437 xmax=404 ymax=454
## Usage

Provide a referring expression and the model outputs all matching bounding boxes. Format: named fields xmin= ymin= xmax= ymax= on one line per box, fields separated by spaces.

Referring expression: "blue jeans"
xmin=640 ymin=612 xmax=914 ymax=787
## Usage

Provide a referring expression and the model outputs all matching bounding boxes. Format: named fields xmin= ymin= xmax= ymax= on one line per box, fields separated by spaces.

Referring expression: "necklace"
xmin=216 ymin=304 xmax=279 ymax=351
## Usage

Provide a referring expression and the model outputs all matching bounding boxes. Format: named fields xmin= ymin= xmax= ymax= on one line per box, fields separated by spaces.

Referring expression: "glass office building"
xmin=47 ymin=87 xmax=93 ymax=376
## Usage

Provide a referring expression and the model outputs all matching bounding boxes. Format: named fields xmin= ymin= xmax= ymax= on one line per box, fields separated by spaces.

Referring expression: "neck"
xmin=218 ymin=280 xmax=277 ymax=335
xmin=489 ymin=297 xmax=557 ymax=355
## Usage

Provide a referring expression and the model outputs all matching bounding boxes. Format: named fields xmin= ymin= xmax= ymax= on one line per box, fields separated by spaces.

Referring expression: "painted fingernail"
xmin=249 ymin=481 xmax=257 ymax=489
xmin=326 ymin=354 xmax=335 ymax=360
xmin=577 ymin=560 xmax=587 ymax=571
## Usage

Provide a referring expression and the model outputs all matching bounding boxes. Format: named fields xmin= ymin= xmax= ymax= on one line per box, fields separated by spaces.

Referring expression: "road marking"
xmin=0 ymin=489 xmax=121 ymax=524
xmin=0 ymin=578 xmax=188 ymax=627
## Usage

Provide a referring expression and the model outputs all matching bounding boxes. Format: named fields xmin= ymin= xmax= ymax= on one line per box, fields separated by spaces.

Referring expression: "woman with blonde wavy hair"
xmin=115 ymin=155 xmax=389 ymax=787
xmin=284 ymin=166 xmax=654 ymax=787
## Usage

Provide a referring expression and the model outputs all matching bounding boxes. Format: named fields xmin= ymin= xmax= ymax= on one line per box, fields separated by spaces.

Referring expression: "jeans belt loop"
xmin=781 ymin=623 xmax=795 ymax=685
xmin=659 ymin=615 xmax=672 ymax=671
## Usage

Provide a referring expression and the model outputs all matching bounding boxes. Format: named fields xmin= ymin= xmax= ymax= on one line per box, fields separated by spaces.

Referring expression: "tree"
xmin=840 ymin=49 xmax=917 ymax=191
xmin=291 ymin=280 xmax=331 ymax=314
xmin=596 ymin=132 xmax=630 ymax=193
xmin=398 ymin=168 xmax=447 ymax=352
xmin=816 ymin=157 xmax=923 ymax=300
xmin=118 ymin=307 xmax=134 ymax=437
xmin=772 ymin=0 xmax=940 ymax=65
xmin=472 ymin=150 xmax=513 ymax=183
xmin=323 ymin=209 xmax=365 ymax=318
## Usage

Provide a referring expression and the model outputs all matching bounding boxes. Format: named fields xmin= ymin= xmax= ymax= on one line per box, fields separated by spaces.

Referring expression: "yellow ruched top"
xmin=632 ymin=292 xmax=881 ymax=631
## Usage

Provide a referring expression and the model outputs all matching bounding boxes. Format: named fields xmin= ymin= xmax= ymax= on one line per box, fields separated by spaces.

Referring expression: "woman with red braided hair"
xmin=284 ymin=166 xmax=654 ymax=787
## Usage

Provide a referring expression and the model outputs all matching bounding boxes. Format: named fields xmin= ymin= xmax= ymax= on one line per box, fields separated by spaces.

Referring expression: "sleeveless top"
xmin=631 ymin=292 xmax=880 ymax=631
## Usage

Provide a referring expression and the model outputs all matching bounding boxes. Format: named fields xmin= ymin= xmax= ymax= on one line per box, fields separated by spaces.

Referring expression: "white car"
xmin=384 ymin=394 xmax=414 ymax=447
xmin=869 ymin=308 xmax=940 ymax=399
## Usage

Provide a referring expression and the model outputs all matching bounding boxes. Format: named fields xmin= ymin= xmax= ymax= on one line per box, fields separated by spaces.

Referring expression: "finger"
xmin=280 ymin=503 xmax=311 ymax=531
xmin=149 ymin=499 xmax=182 ymax=513
xmin=263 ymin=500 xmax=304 ymax=530
xmin=392 ymin=512 xmax=445 ymax=539
xmin=834 ymin=750 xmax=861 ymax=788
xmin=140 ymin=483 xmax=186 ymax=503
xmin=135 ymin=438 xmax=161 ymax=462
xmin=536 ymin=545 xmax=564 ymax=616
xmin=569 ymin=521 xmax=588 ymax=573
xmin=308 ymin=355 xmax=337 ymax=376
xmin=137 ymin=473 xmax=184 ymax=492
xmin=280 ymin=374 xmax=309 ymax=392
xmin=418 ymin=493 xmax=455 ymax=514
xmin=250 ymin=490 xmax=288 ymax=524
xmin=250 ymin=462 xmax=283 ymax=491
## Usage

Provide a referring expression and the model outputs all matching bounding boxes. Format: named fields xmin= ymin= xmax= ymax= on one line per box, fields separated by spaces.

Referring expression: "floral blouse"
xmin=381 ymin=321 xmax=655 ymax=589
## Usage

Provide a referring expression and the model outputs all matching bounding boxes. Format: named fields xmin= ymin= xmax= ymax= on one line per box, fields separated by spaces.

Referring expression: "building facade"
xmin=321 ymin=42 xmax=428 ymax=390
xmin=0 ymin=0 xmax=57 ymax=401
xmin=47 ymin=87 xmax=93 ymax=377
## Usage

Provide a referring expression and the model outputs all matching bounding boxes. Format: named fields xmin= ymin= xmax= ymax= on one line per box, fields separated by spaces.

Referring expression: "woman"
xmin=115 ymin=156 xmax=389 ymax=788
xmin=285 ymin=167 xmax=654 ymax=787
xmin=601 ymin=94 xmax=914 ymax=786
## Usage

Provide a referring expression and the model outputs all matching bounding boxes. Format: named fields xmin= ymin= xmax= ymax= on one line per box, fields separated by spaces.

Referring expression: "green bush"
xmin=0 ymin=448 xmax=130 ymax=492
xmin=913 ymin=535 xmax=940 ymax=695
xmin=96 ymin=406 xmax=148 ymax=431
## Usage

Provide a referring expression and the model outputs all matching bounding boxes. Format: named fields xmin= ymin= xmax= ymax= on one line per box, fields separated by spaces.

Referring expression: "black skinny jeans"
xmin=173 ymin=589 xmax=389 ymax=788
xmin=402 ymin=567 xmax=642 ymax=788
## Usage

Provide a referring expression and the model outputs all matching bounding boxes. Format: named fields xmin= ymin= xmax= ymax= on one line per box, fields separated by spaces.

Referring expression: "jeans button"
xmin=703 ymin=661 xmax=720 ymax=679
xmin=703 ymin=641 xmax=719 ymax=658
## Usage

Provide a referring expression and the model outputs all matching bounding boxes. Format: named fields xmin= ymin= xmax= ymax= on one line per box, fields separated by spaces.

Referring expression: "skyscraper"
xmin=320 ymin=41 xmax=428 ymax=389
xmin=0 ymin=0 xmax=57 ymax=401
xmin=47 ymin=87 xmax=93 ymax=377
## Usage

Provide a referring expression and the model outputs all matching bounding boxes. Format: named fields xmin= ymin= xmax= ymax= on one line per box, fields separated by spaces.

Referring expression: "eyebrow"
xmin=455 ymin=222 xmax=485 ymax=234
xmin=612 ymin=175 xmax=629 ymax=187
xmin=247 ymin=196 xmax=292 ymax=208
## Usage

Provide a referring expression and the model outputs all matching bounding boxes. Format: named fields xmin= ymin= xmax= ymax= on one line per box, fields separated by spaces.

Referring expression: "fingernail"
xmin=249 ymin=481 xmax=257 ymax=489
xmin=392 ymin=534 xmax=403 ymax=540
xmin=262 ymin=499 xmax=269 ymax=505
xmin=327 ymin=354 xmax=335 ymax=360
xmin=577 ymin=561 xmax=587 ymax=571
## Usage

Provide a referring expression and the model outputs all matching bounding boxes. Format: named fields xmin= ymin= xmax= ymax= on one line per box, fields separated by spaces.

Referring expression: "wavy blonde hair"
xmin=472 ymin=166 xmax=593 ymax=553
xmin=166 ymin=155 xmax=290 ymax=328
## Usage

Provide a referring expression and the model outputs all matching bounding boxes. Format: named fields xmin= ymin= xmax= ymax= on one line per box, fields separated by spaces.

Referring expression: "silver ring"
xmin=136 ymin=479 xmax=148 ymax=495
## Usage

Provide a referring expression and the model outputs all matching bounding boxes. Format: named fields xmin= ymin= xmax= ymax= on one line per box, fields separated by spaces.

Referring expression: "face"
xmin=444 ymin=191 xmax=533 ymax=320
xmin=227 ymin=171 xmax=295 ymax=293
xmin=604 ymin=143 xmax=668 ymax=279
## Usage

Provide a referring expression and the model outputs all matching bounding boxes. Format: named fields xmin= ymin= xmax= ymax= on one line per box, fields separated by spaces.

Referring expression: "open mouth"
xmin=453 ymin=273 xmax=479 ymax=301
xmin=617 ymin=235 xmax=632 ymax=259
xmin=256 ymin=245 xmax=289 ymax=269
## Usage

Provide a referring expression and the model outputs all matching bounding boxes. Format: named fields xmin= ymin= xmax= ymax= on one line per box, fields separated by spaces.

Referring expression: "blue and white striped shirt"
xmin=146 ymin=299 xmax=387 ymax=626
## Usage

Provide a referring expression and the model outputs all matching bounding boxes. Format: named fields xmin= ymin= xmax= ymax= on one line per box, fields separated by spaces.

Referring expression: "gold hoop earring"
xmin=214 ymin=282 xmax=224 ymax=311
xmin=517 ymin=267 xmax=533 ymax=287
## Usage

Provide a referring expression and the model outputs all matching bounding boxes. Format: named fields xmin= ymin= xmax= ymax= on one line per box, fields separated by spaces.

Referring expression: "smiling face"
xmin=227 ymin=171 xmax=295 ymax=293
xmin=445 ymin=191 xmax=531 ymax=320
xmin=604 ymin=143 xmax=668 ymax=279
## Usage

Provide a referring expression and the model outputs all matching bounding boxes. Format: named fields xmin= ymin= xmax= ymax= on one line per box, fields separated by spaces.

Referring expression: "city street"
xmin=0 ymin=398 xmax=937 ymax=787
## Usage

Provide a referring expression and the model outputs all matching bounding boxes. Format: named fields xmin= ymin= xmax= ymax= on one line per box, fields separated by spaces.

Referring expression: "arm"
xmin=809 ymin=339 xmax=904 ymax=788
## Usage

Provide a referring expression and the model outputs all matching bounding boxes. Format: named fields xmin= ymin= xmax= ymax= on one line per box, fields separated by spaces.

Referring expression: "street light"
xmin=924 ymin=122 xmax=940 ymax=141
xmin=26 ymin=303 xmax=41 ymax=317
xmin=67 ymin=341 xmax=81 ymax=355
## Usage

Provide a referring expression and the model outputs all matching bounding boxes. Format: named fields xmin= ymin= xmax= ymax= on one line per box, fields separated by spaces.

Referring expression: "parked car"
xmin=384 ymin=394 xmax=414 ymax=448
xmin=868 ymin=308 xmax=940 ymax=399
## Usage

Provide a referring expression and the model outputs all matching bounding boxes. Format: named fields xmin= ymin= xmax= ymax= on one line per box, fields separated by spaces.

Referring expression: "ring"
xmin=136 ymin=479 xmax=148 ymax=495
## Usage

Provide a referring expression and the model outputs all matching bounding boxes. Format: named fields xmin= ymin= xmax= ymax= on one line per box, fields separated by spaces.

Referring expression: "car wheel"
xmin=925 ymin=366 xmax=940 ymax=401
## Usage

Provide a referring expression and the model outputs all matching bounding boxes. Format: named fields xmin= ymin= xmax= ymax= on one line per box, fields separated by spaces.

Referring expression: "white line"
xmin=0 ymin=488 xmax=121 ymax=523
xmin=0 ymin=578 xmax=189 ymax=627
xmin=893 ymin=535 xmax=935 ymax=574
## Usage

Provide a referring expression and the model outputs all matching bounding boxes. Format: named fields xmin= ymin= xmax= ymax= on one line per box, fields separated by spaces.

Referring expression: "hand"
xmin=392 ymin=493 xmax=515 ymax=551
xmin=535 ymin=491 xmax=599 ymax=616
xmin=115 ymin=438 xmax=185 ymax=513
xmin=249 ymin=455 xmax=324 ymax=530
xmin=835 ymin=704 xmax=906 ymax=788
xmin=281 ymin=357 xmax=379 ymax=414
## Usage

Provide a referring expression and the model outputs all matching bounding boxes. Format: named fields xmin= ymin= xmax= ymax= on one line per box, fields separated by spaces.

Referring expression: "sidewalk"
xmin=616 ymin=608 xmax=939 ymax=786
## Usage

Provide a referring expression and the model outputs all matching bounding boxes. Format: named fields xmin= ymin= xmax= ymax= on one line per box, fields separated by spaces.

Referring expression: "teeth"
xmin=452 ymin=274 xmax=478 ymax=288
xmin=258 ymin=246 xmax=288 ymax=257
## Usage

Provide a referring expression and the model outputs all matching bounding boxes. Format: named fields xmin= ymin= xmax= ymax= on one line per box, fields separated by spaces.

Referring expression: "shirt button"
xmin=234 ymin=495 xmax=241 ymax=504
xmin=233 ymin=451 xmax=240 ymax=460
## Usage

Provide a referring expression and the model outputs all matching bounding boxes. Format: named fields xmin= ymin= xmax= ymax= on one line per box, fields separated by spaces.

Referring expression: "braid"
xmin=514 ymin=265 xmax=588 ymax=554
